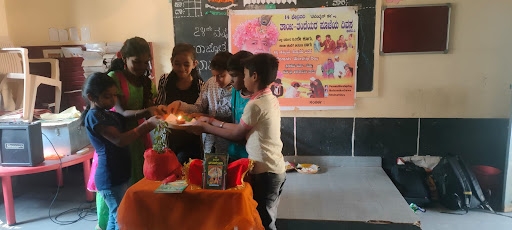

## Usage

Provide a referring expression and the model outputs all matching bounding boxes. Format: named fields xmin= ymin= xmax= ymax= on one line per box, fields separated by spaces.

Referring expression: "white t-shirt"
xmin=334 ymin=60 xmax=347 ymax=77
xmin=241 ymin=89 xmax=285 ymax=174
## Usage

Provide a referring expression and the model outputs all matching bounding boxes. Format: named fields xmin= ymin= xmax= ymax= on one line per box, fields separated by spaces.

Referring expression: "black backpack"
xmin=389 ymin=162 xmax=431 ymax=206
xmin=432 ymin=155 xmax=494 ymax=213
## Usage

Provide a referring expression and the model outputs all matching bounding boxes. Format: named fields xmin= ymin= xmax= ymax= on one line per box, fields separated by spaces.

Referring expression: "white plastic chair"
xmin=0 ymin=43 xmax=62 ymax=121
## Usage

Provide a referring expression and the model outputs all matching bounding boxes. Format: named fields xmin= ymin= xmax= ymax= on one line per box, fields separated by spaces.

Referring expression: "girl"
xmin=91 ymin=36 xmax=163 ymax=230
xmin=345 ymin=66 xmax=354 ymax=77
xmin=107 ymin=36 xmax=164 ymax=184
xmin=156 ymin=43 xmax=204 ymax=164
xmin=336 ymin=34 xmax=348 ymax=53
xmin=81 ymin=72 xmax=160 ymax=230
xmin=309 ymin=77 xmax=325 ymax=98
xmin=167 ymin=51 xmax=233 ymax=154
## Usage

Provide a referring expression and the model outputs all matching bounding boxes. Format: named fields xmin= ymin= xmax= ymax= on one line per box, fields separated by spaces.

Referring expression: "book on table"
xmin=154 ymin=180 xmax=188 ymax=193
xmin=203 ymin=153 xmax=228 ymax=190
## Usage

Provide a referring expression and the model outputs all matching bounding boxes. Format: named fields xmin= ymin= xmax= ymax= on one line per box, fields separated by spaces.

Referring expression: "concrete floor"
xmin=0 ymin=165 xmax=97 ymax=230
xmin=0 ymin=164 xmax=510 ymax=230
xmin=417 ymin=203 xmax=512 ymax=230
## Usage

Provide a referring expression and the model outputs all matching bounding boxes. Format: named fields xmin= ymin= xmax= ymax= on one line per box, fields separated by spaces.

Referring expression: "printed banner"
xmin=229 ymin=7 xmax=358 ymax=110
xmin=243 ymin=0 xmax=297 ymax=5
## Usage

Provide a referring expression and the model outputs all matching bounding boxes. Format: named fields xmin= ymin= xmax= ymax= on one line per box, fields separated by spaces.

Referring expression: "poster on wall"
xmin=228 ymin=7 xmax=358 ymax=110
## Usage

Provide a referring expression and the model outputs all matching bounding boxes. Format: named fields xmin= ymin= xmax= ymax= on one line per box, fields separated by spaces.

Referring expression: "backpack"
xmin=432 ymin=155 xmax=494 ymax=213
xmin=389 ymin=162 xmax=431 ymax=206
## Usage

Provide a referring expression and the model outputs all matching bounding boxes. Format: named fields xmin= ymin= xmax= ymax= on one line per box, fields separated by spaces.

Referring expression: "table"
xmin=118 ymin=179 xmax=264 ymax=230
xmin=0 ymin=146 xmax=94 ymax=225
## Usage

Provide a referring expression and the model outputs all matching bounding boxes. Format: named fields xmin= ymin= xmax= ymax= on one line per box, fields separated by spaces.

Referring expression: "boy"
xmin=189 ymin=53 xmax=286 ymax=230
xmin=322 ymin=34 xmax=336 ymax=53
xmin=227 ymin=50 xmax=253 ymax=162
xmin=314 ymin=35 xmax=322 ymax=52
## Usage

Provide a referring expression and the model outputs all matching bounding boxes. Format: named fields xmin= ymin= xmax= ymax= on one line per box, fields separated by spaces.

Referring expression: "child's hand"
xmin=157 ymin=105 xmax=168 ymax=114
xmin=196 ymin=116 xmax=211 ymax=123
xmin=189 ymin=113 xmax=208 ymax=118
xmin=167 ymin=101 xmax=182 ymax=114
xmin=146 ymin=116 xmax=162 ymax=129
xmin=186 ymin=120 xmax=206 ymax=135
xmin=148 ymin=106 xmax=166 ymax=116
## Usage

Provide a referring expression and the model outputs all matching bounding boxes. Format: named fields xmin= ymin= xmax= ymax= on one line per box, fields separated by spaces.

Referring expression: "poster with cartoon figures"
xmin=228 ymin=7 xmax=358 ymax=110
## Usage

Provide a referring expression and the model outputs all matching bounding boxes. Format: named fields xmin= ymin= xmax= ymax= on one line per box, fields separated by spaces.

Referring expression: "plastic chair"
xmin=0 ymin=44 xmax=61 ymax=121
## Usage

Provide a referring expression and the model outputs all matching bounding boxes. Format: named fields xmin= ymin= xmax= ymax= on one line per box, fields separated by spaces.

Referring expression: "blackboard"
xmin=172 ymin=0 xmax=376 ymax=92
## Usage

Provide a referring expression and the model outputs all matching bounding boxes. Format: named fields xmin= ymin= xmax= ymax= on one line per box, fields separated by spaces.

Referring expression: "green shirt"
xmin=228 ymin=88 xmax=250 ymax=161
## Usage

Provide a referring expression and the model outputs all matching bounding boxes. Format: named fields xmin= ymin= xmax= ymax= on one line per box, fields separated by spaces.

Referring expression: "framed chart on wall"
xmin=380 ymin=4 xmax=451 ymax=54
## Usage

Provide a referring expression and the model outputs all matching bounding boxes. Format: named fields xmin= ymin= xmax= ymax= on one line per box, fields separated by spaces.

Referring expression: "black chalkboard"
xmin=172 ymin=0 xmax=376 ymax=91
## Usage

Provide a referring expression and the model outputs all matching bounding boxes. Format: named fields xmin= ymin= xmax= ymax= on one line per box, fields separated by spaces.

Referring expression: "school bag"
xmin=431 ymin=155 xmax=494 ymax=213
xmin=389 ymin=162 xmax=431 ymax=206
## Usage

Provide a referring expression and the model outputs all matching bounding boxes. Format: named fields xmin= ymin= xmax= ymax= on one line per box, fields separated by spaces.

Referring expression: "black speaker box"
xmin=0 ymin=122 xmax=44 ymax=167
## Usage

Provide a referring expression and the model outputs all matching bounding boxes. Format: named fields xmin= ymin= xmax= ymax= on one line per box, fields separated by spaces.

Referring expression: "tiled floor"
xmin=0 ymin=164 xmax=511 ymax=230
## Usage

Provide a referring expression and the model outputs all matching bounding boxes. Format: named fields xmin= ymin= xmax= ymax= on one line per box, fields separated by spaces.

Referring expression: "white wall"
xmin=0 ymin=0 xmax=8 ymax=37
xmin=4 ymin=0 xmax=511 ymax=118
xmin=5 ymin=0 xmax=174 ymax=78
xmin=282 ymin=0 xmax=511 ymax=118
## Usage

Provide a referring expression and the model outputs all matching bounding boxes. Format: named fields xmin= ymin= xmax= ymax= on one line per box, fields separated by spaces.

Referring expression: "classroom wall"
xmin=4 ymin=0 xmax=175 ymax=79
xmin=364 ymin=0 xmax=512 ymax=119
xmin=5 ymin=0 xmax=511 ymax=119
xmin=0 ymin=0 xmax=8 ymax=37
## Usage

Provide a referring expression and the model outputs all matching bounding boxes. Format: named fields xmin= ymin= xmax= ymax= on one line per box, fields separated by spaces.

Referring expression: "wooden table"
xmin=0 ymin=147 xmax=94 ymax=225
xmin=118 ymin=179 xmax=264 ymax=230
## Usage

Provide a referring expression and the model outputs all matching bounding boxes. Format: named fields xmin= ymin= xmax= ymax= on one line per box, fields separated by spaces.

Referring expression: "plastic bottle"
xmin=409 ymin=203 xmax=426 ymax=213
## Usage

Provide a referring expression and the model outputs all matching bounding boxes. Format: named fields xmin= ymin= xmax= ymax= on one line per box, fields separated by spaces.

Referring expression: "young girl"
xmin=107 ymin=37 xmax=164 ymax=184
xmin=156 ymin=43 xmax=204 ymax=164
xmin=81 ymin=72 xmax=160 ymax=230
xmin=90 ymin=36 xmax=163 ymax=230
xmin=167 ymin=51 xmax=233 ymax=154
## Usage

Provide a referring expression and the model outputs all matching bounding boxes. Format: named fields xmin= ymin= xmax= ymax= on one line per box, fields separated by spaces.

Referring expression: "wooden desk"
xmin=118 ymin=179 xmax=263 ymax=230
xmin=0 ymin=147 xmax=94 ymax=225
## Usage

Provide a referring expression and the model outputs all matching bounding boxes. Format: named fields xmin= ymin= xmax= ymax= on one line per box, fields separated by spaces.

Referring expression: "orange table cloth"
xmin=118 ymin=178 xmax=263 ymax=230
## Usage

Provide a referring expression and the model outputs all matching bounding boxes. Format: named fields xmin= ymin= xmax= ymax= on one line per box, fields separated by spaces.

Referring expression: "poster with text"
xmin=229 ymin=7 xmax=358 ymax=110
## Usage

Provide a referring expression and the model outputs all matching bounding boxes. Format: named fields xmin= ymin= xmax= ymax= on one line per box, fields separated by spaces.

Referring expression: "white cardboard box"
xmin=40 ymin=118 xmax=90 ymax=156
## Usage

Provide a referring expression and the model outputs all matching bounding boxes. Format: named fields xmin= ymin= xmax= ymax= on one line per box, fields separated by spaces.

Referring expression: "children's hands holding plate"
xmin=185 ymin=116 xmax=211 ymax=135
xmin=164 ymin=113 xmax=197 ymax=130
xmin=179 ymin=115 xmax=218 ymax=135
xmin=166 ymin=101 xmax=183 ymax=114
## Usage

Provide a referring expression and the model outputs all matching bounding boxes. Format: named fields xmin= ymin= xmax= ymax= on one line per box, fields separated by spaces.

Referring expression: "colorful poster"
xmin=228 ymin=7 xmax=358 ymax=110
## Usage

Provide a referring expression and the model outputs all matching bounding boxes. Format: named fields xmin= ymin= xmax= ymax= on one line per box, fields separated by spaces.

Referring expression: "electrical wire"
xmin=41 ymin=133 xmax=97 ymax=225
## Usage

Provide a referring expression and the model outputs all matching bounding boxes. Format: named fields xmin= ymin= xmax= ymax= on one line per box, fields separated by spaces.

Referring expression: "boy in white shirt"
xmin=189 ymin=53 xmax=286 ymax=230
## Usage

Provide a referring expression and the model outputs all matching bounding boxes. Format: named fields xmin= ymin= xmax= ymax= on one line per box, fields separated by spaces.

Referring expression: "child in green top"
xmin=227 ymin=51 xmax=253 ymax=162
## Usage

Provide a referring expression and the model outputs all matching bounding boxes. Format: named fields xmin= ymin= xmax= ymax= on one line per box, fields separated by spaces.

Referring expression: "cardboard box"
xmin=40 ymin=118 xmax=90 ymax=156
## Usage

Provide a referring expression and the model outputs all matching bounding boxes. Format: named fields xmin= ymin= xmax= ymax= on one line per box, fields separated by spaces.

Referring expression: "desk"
xmin=118 ymin=179 xmax=263 ymax=230
xmin=0 ymin=147 xmax=94 ymax=225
